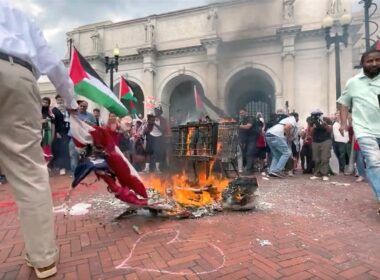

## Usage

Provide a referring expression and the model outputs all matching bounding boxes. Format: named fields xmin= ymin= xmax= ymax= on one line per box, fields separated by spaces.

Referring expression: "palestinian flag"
xmin=194 ymin=85 xmax=206 ymax=117
xmin=194 ymin=85 xmax=204 ymax=110
xmin=69 ymin=47 xmax=128 ymax=117
xmin=371 ymin=39 xmax=380 ymax=51
xmin=193 ymin=85 xmax=222 ymax=121
xmin=119 ymin=77 xmax=138 ymax=118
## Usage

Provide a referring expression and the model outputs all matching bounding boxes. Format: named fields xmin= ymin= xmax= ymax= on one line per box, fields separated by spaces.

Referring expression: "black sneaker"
xmin=268 ymin=172 xmax=283 ymax=178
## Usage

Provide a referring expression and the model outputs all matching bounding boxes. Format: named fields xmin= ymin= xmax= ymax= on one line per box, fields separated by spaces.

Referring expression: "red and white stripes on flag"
xmin=70 ymin=114 xmax=95 ymax=148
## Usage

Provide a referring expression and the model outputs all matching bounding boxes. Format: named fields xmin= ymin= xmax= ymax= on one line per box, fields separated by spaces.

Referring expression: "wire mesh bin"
xmin=171 ymin=121 xmax=238 ymax=161
xmin=215 ymin=122 xmax=239 ymax=163
xmin=171 ymin=121 xmax=239 ymax=179
xmin=171 ymin=122 xmax=218 ymax=160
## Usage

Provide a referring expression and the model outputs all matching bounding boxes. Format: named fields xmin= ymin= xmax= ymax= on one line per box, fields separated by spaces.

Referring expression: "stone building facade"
xmin=38 ymin=0 xmax=379 ymax=123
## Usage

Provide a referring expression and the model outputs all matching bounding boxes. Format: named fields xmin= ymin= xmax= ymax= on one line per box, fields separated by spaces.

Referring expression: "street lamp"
xmin=105 ymin=46 xmax=120 ymax=91
xmin=323 ymin=11 xmax=352 ymax=101
xmin=359 ymin=0 xmax=378 ymax=51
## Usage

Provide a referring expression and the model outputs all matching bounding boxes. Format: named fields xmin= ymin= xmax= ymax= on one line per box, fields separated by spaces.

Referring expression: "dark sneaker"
xmin=268 ymin=172 xmax=283 ymax=178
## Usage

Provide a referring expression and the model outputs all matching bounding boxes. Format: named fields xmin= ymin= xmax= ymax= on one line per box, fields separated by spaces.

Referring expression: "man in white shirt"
xmin=0 ymin=1 xmax=78 ymax=278
xmin=265 ymin=113 xmax=298 ymax=177
xmin=332 ymin=111 xmax=350 ymax=173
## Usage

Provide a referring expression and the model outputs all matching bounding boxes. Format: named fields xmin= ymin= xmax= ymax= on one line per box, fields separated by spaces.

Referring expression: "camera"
xmin=310 ymin=112 xmax=323 ymax=126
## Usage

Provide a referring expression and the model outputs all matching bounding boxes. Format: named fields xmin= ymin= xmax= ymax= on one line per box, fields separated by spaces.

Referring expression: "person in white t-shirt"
xmin=332 ymin=111 xmax=350 ymax=173
xmin=265 ymin=113 xmax=298 ymax=177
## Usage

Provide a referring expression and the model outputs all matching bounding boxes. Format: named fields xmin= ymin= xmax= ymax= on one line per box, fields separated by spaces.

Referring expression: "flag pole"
xmin=119 ymin=76 xmax=123 ymax=100
xmin=68 ymin=38 xmax=73 ymax=61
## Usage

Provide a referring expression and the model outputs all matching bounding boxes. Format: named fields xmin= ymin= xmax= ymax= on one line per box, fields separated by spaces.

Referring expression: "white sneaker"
xmin=59 ymin=169 xmax=66 ymax=176
xmin=34 ymin=263 xmax=57 ymax=279
xmin=26 ymin=260 xmax=57 ymax=279
xmin=287 ymin=171 xmax=294 ymax=177
xmin=310 ymin=176 xmax=320 ymax=180
xmin=356 ymin=176 xmax=364 ymax=182
xmin=322 ymin=176 xmax=329 ymax=181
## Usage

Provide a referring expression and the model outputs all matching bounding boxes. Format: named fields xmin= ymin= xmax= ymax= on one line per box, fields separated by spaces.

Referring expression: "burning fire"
xmin=186 ymin=127 xmax=195 ymax=156
xmin=143 ymin=166 xmax=229 ymax=207
xmin=140 ymin=120 xmax=241 ymax=211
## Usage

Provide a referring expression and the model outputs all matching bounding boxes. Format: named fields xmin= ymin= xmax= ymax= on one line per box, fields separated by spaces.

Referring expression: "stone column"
xmin=282 ymin=53 xmax=295 ymax=112
xmin=277 ymin=26 xmax=300 ymax=113
xmin=327 ymin=46 xmax=336 ymax=115
xmin=201 ymin=37 xmax=222 ymax=109
xmin=137 ymin=46 xmax=156 ymax=115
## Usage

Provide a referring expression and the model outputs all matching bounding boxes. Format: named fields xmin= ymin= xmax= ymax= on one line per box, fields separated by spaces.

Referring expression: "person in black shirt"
xmin=51 ymin=95 xmax=70 ymax=175
xmin=238 ymin=108 xmax=259 ymax=174
xmin=93 ymin=108 xmax=105 ymax=127
xmin=309 ymin=110 xmax=333 ymax=181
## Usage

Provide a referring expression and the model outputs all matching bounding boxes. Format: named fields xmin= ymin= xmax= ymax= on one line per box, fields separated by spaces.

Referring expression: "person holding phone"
xmin=338 ymin=48 xmax=380 ymax=214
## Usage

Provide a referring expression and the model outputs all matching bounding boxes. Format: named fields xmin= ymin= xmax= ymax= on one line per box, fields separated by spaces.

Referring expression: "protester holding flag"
xmin=41 ymin=97 xmax=55 ymax=163
xmin=119 ymin=77 xmax=138 ymax=118
xmin=0 ymin=0 xmax=78 ymax=278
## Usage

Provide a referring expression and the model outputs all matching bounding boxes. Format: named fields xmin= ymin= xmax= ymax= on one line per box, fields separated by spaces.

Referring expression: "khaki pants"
xmin=0 ymin=60 xmax=58 ymax=268
xmin=312 ymin=139 xmax=332 ymax=176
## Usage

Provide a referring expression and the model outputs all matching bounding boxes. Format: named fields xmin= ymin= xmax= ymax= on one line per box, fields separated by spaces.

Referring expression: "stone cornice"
xmin=119 ymin=54 xmax=143 ymax=63
xmin=61 ymin=25 xmax=333 ymax=67
xmin=62 ymin=53 xmax=142 ymax=66
xmin=157 ymin=45 xmax=205 ymax=57
xmin=200 ymin=36 xmax=223 ymax=48
xmin=249 ymin=35 xmax=278 ymax=44
xmin=137 ymin=46 xmax=157 ymax=56
xmin=62 ymin=45 xmax=206 ymax=66
xmin=298 ymin=28 xmax=324 ymax=39
xmin=276 ymin=25 xmax=302 ymax=36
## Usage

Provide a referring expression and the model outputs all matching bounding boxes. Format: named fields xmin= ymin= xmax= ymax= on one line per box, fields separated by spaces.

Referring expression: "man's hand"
xmin=339 ymin=123 xmax=347 ymax=137
xmin=56 ymin=132 xmax=62 ymax=139
xmin=67 ymin=108 xmax=78 ymax=114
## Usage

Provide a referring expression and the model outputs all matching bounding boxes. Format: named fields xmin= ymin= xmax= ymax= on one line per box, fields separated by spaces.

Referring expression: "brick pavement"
xmin=0 ymin=173 xmax=379 ymax=280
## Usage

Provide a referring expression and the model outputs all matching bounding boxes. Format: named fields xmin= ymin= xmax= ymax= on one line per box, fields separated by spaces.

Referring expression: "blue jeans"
xmin=355 ymin=149 xmax=366 ymax=178
xmin=357 ymin=137 xmax=380 ymax=202
xmin=265 ymin=134 xmax=291 ymax=174
xmin=69 ymin=139 xmax=79 ymax=174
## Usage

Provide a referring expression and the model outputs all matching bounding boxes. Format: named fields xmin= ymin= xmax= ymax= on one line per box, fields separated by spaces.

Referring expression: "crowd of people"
xmin=236 ymin=108 xmax=365 ymax=182
xmin=39 ymin=98 xmax=171 ymax=176
xmin=36 ymin=93 xmax=370 ymax=186
xmin=0 ymin=0 xmax=379 ymax=278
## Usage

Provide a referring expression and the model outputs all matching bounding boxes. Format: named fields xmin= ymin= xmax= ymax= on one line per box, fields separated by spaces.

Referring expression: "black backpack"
xmin=265 ymin=114 xmax=288 ymax=131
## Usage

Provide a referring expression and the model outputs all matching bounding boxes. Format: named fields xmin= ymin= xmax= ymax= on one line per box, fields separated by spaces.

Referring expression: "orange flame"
xmin=186 ymin=127 xmax=195 ymax=156
xmin=143 ymin=164 xmax=229 ymax=207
